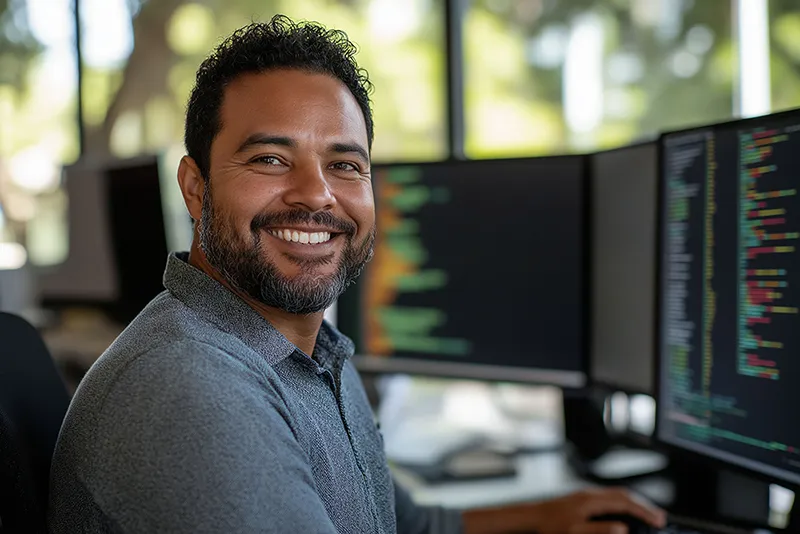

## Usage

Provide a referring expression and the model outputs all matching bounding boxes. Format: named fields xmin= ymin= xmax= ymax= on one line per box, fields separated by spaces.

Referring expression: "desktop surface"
xmin=657 ymin=110 xmax=800 ymax=488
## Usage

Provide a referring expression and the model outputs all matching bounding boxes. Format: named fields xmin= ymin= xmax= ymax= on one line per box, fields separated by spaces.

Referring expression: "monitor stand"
xmin=788 ymin=496 xmax=800 ymax=533
xmin=563 ymin=391 xmax=668 ymax=483
xmin=666 ymin=455 xmax=771 ymax=528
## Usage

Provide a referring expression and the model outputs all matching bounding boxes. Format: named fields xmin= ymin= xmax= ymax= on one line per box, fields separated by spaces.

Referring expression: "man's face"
xmin=198 ymin=69 xmax=375 ymax=314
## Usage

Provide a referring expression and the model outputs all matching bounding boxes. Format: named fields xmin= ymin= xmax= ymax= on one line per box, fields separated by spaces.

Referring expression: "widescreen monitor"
xmin=347 ymin=157 xmax=588 ymax=388
xmin=656 ymin=109 xmax=800 ymax=488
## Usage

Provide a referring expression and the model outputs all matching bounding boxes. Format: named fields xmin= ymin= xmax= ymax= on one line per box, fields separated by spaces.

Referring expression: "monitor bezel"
xmin=587 ymin=140 xmax=659 ymax=396
xmin=352 ymin=354 xmax=586 ymax=388
xmin=653 ymin=107 xmax=800 ymax=491
xmin=343 ymin=154 xmax=591 ymax=389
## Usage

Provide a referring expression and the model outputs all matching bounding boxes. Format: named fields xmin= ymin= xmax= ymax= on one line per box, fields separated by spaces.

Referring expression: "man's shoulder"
xmin=72 ymin=292 xmax=281 ymax=421
xmin=54 ymin=295 xmax=290 ymax=475
xmin=105 ymin=290 xmax=253 ymax=364
xmin=49 ymin=300 xmax=310 ymax=534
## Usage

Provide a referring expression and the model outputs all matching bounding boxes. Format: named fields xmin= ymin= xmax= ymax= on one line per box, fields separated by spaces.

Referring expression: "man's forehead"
xmin=217 ymin=69 xmax=368 ymax=142
xmin=222 ymin=70 xmax=360 ymax=116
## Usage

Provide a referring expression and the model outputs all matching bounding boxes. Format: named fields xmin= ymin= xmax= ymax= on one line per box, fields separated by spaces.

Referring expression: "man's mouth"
xmin=267 ymin=229 xmax=337 ymax=245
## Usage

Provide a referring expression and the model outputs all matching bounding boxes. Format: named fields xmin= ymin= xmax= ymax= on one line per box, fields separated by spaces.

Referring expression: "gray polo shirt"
xmin=48 ymin=252 xmax=463 ymax=533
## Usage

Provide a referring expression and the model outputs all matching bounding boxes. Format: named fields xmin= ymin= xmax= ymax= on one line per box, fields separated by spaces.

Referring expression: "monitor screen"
xmin=590 ymin=142 xmax=658 ymax=394
xmin=657 ymin=111 xmax=800 ymax=487
xmin=350 ymin=157 xmax=587 ymax=387
xmin=39 ymin=154 xmax=184 ymax=311
xmin=105 ymin=159 xmax=170 ymax=323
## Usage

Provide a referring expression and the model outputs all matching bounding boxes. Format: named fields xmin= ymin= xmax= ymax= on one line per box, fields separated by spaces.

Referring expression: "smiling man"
xmin=48 ymin=16 xmax=665 ymax=534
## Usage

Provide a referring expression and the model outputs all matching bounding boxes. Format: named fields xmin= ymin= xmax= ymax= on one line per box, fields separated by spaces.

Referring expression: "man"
xmin=48 ymin=16 xmax=666 ymax=534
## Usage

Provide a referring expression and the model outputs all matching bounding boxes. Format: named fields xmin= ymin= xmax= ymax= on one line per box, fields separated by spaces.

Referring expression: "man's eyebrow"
xmin=235 ymin=134 xmax=295 ymax=154
xmin=330 ymin=142 xmax=370 ymax=165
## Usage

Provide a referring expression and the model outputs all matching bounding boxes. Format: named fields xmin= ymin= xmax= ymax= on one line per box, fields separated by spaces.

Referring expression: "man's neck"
xmin=187 ymin=243 xmax=324 ymax=356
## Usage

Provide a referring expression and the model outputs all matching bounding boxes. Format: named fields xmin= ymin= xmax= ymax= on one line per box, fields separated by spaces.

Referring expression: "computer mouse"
xmin=590 ymin=513 xmax=658 ymax=534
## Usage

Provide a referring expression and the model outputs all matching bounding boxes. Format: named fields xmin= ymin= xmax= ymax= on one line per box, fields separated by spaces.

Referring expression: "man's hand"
xmin=463 ymin=487 xmax=667 ymax=534
xmin=521 ymin=488 xmax=667 ymax=534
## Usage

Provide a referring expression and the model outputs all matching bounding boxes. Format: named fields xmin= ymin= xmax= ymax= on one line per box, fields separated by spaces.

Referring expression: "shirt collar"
xmin=163 ymin=252 xmax=353 ymax=368
xmin=314 ymin=320 xmax=355 ymax=377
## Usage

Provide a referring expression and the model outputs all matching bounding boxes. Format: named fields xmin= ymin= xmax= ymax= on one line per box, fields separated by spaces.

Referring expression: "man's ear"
xmin=177 ymin=156 xmax=205 ymax=222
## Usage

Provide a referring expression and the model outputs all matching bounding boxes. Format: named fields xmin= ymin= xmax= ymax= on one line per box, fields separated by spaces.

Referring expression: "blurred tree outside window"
xmin=0 ymin=0 xmax=78 ymax=267
xmin=769 ymin=0 xmax=800 ymax=112
xmin=464 ymin=0 xmax=736 ymax=158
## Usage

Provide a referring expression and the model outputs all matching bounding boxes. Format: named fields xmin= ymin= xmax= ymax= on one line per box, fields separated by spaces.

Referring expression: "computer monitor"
xmin=38 ymin=160 xmax=119 ymax=303
xmin=590 ymin=142 xmax=658 ymax=395
xmin=656 ymin=109 xmax=800 ymax=489
xmin=39 ymin=156 xmax=171 ymax=324
xmin=347 ymin=157 xmax=588 ymax=388
xmin=104 ymin=158 xmax=170 ymax=323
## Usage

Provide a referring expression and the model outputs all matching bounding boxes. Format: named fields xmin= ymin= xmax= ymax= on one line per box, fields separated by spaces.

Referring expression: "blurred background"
xmin=2 ymin=0 xmax=799 ymax=519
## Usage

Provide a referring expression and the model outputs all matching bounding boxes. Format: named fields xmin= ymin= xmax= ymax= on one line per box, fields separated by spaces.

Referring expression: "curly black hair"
xmin=185 ymin=15 xmax=374 ymax=181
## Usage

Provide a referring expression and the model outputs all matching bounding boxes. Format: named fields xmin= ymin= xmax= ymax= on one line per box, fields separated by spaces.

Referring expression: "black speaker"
xmin=563 ymin=389 xmax=612 ymax=461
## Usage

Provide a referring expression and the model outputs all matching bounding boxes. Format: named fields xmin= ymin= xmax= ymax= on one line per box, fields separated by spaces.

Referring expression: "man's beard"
xmin=198 ymin=185 xmax=374 ymax=315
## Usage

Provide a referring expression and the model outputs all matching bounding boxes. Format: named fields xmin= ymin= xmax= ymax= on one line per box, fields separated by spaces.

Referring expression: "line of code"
xmin=738 ymin=130 xmax=799 ymax=379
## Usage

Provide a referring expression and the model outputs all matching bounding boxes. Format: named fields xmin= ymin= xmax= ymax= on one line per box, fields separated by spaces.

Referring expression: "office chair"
xmin=0 ymin=312 xmax=71 ymax=533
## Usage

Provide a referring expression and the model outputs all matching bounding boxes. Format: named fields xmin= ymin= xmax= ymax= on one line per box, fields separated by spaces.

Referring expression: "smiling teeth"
xmin=269 ymin=229 xmax=332 ymax=244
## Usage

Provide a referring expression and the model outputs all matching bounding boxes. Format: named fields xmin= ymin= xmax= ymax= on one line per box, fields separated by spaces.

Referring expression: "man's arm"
xmin=84 ymin=341 xmax=338 ymax=533
xmin=462 ymin=488 xmax=667 ymax=534
xmin=394 ymin=478 xmax=664 ymax=534
xmin=394 ymin=478 xmax=464 ymax=534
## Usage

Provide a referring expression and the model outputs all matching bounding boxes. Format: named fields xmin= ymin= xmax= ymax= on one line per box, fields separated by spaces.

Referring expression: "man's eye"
xmin=252 ymin=156 xmax=282 ymax=165
xmin=331 ymin=161 xmax=358 ymax=172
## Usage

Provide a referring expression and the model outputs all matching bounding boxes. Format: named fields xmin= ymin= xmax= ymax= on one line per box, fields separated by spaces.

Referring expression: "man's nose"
xmin=281 ymin=164 xmax=336 ymax=213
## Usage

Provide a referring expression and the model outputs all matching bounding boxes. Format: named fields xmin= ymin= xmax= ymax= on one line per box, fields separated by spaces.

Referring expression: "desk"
xmin=394 ymin=451 xmax=677 ymax=511
xmin=394 ymin=451 xmax=588 ymax=509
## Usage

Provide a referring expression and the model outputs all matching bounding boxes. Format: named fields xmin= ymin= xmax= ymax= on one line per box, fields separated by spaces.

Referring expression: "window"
xmin=463 ymin=0 xmax=735 ymax=158
xmin=3 ymin=0 xmax=798 ymax=267
xmin=769 ymin=0 xmax=800 ymax=112
xmin=0 ymin=0 xmax=78 ymax=266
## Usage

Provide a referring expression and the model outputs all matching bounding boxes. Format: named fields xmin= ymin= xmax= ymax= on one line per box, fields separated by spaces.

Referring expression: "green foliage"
xmin=466 ymin=0 xmax=736 ymax=157
xmin=0 ymin=0 xmax=43 ymax=88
